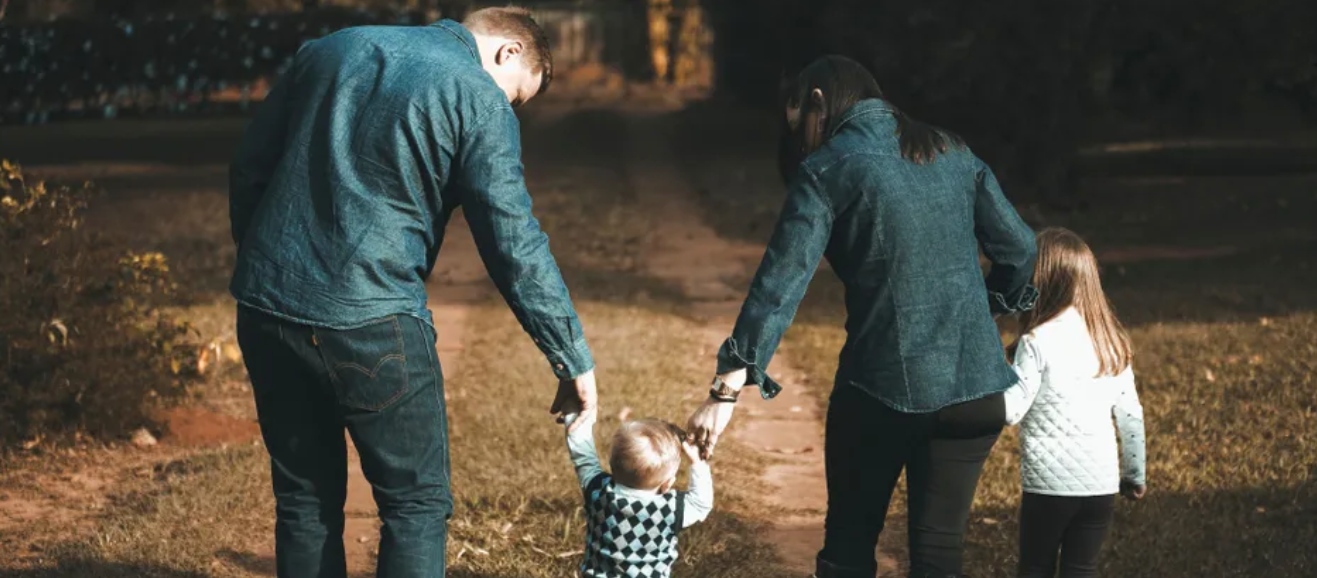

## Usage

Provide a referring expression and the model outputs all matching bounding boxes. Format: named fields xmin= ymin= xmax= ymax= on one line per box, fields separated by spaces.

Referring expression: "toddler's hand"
xmin=681 ymin=440 xmax=706 ymax=464
xmin=1120 ymin=479 xmax=1146 ymax=501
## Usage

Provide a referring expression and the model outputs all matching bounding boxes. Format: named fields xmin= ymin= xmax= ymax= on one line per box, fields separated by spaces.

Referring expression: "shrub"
xmin=0 ymin=160 xmax=200 ymax=448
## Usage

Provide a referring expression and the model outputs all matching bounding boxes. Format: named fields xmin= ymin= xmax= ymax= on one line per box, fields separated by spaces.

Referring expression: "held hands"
xmin=684 ymin=369 xmax=747 ymax=460
xmin=680 ymin=439 xmax=706 ymax=465
xmin=551 ymin=369 xmax=597 ymax=433
xmin=1120 ymin=479 xmax=1147 ymax=501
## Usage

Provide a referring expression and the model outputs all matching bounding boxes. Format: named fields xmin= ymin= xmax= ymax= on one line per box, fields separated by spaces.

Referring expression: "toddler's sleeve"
xmin=564 ymin=413 xmax=604 ymax=491
xmin=680 ymin=462 xmax=714 ymax=529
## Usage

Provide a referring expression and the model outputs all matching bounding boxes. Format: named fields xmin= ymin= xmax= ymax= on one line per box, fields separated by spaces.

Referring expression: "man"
xmin=228 ymin=8 xmax=597 ymax=578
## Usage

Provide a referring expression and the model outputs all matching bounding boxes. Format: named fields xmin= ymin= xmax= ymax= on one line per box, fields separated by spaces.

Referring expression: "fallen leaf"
xmin=1204 ymin=369 xmax=1216 ymax=382
xmin=131 ymin=428 xmax=158 ymax=448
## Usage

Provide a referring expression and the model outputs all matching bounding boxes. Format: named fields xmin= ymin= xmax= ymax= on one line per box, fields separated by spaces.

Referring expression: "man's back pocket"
xmin=314 ymin=316 xmax=409 ymax=412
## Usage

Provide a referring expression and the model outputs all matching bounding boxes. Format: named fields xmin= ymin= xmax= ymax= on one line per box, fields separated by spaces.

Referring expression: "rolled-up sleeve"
xmin=972 ymin=157 xmax=1038 ymax=315
xmin=716 ymin=166 xmax=833 ymax=399
xmin=453 ymin=104 xmax=594 ymax=379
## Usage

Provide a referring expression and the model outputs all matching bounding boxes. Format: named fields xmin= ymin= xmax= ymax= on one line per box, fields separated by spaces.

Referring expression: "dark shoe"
xmin=815 ymin=556 xmax=877 ymax=578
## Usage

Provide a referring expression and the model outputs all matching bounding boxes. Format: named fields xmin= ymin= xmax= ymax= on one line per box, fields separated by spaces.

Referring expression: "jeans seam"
xmin=422 ymin=318 xmax=450 ymax=490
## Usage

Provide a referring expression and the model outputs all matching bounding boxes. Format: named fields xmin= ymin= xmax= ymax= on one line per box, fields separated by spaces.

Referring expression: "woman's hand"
xmin=686 ymin=398 xmax=736 ymax=459
xmin=685 ymin=369 xmax=747 ymax=459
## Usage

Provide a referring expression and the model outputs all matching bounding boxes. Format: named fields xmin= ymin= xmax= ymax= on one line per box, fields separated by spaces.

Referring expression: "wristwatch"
xmin=708 ymin=375 xmax=741 ymax=403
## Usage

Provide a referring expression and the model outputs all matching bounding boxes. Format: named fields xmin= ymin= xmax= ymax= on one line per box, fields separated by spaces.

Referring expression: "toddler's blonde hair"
xmin=609 ymin=419 xmax=683 ymax=490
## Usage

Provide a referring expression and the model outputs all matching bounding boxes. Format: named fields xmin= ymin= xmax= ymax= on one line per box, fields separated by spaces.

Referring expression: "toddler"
xmin=564 ymin=413 xmax=713 ymax=578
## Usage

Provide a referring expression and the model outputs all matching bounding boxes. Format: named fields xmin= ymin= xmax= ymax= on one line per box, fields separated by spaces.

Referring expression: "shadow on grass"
xmin=0 ymin=560 xmax=214 ymax=578
xmin=961 ymin=483 xmax=1317 ymax=577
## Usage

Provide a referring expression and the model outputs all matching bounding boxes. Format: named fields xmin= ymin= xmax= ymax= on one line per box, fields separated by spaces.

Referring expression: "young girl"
xmin=1003 ymin=227 xmax=1148 ymax=578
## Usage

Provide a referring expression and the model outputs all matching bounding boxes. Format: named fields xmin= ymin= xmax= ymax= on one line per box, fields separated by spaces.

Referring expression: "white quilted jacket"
xmin=1003 ymin=307 xmax=1147 ymax=496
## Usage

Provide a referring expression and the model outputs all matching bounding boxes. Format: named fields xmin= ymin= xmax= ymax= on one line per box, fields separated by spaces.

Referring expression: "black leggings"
xmin=817 ymin=385 xmax=1005 ymax=578
xmin=1018 ymin=493 xmax=1115 ymax=578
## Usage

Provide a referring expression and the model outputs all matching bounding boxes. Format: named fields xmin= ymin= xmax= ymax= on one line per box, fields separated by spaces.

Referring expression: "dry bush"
xmin=0 ymin=160 xmax=200 ymax=448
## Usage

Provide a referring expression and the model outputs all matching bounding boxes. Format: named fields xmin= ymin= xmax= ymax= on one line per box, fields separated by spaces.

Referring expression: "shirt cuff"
xmin=989 ymin=283 xmax=1040 ymax=315
xmin=715 ymin=337 xmax=782 ymax=399
xmin=546 ymin=337 xmax=594 ymax=380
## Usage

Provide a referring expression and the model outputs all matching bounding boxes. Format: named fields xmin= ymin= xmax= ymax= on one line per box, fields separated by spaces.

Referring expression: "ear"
xmin=658 ymin=477 xmax=676 ymax=494
xmin=494 ymin=41 xmax=524 ymax=66
xmin=809 ymin=88 xmax=826 ymax=116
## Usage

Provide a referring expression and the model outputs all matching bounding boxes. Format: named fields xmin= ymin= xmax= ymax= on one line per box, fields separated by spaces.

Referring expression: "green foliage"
xmin=0 ymin=160 xmax=200 ymax=448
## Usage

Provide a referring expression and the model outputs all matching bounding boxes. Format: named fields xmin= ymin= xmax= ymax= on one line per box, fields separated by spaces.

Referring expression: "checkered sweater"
xmin=564 ymin=414 xmax=714 ymax=578
xmin=581 ymin=473 xmax=684 ymax=577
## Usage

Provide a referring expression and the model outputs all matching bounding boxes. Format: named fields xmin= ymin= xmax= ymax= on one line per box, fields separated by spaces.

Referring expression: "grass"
xmin=444 ymin=300 xmax=779 ymax=578
xmin=0 ymin=107 xmax=787 ymax=577
xmin=7 ymin=99 xmax=1314 ymax=578
xmin=674 ymin=102 xmax=1317 ymax=576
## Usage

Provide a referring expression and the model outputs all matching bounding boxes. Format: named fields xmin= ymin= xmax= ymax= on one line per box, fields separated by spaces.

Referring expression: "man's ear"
xmin=495 ymin=41 xmax=524 ymax=66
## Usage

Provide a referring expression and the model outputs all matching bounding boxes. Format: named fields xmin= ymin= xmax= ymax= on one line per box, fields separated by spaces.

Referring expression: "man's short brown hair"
xmin=463 ymin=6 xmax=553 ymax=96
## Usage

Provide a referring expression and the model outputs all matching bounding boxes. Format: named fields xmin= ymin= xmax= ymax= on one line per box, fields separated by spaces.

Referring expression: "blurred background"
xmin=1 ymin=2 xmax=1315 ymax=577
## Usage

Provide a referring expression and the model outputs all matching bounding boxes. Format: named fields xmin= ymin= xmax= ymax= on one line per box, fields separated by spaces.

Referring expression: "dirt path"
xmin=618 ymin=109 xmax=898 ymax=576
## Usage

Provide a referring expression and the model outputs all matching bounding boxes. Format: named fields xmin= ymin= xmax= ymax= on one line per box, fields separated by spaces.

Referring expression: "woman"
xmin=686 ymin=56 xmax=1038 ymax=578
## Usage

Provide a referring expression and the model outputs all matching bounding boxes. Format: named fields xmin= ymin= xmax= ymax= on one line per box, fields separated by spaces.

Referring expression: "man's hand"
xmin=551 ymin=369 xmax=597 ymax=433
xmin=1120 ymin=479 xmax=1146 ymax=501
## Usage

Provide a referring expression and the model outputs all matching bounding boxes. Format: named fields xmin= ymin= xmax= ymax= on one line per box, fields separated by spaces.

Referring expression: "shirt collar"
xmin=430 ymin=19 xmax=480 ymax=63
xmin=831 ymin=98 xmax=895 ymax=137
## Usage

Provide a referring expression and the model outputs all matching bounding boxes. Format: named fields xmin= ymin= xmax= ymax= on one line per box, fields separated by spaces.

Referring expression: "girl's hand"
xmin=1120 ymin=479 xmax=1146 ymax=501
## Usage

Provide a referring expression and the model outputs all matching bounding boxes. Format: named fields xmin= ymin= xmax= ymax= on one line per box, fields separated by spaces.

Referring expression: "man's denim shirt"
xmin=719 ymin=99 xmax=1037 ymax=412
xmin=229 ymin=20 xmax=593 ymax=380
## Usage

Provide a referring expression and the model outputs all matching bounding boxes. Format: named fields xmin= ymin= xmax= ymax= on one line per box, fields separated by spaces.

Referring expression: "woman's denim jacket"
xmin=719 ymin=99 xmax=1037 ymax=412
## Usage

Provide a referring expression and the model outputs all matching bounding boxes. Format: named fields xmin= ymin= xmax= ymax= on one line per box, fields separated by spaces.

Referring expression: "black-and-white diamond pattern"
xmin=580 ymin=474 xmax=685 ymax=578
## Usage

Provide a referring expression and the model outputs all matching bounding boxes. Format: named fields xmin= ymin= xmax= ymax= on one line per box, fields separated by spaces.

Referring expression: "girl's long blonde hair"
xmin=1022 ymin=227 xmax=1133 ymax=376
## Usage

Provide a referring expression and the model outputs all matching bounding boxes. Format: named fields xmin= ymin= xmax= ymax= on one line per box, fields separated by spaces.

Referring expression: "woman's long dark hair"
xmin=778 ymin=56 xmax=965 ymax=181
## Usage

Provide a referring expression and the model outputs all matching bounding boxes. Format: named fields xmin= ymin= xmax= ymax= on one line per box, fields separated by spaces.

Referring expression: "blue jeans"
xmin=237 ymin=306 xmax=451 ymax=578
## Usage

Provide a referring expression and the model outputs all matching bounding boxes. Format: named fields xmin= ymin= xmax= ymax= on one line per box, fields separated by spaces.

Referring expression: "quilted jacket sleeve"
xmin=1112 ymin=367 xmax=1147 ymax=486
xmin=1004 ymin=334 xmax=1046 ymax=425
